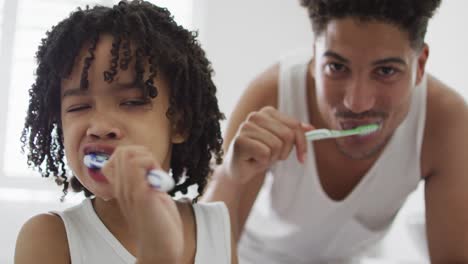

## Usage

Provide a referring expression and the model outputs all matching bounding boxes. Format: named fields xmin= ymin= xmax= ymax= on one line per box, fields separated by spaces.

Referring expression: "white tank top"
xmin=54 ymin=198 xmax=231 ymax=264
xmin=238 ymin=52 xmax=427 ymax=263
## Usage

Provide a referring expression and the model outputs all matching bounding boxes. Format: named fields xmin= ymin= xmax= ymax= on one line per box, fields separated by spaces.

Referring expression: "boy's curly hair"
xmin=300 ymin=0 xmax=442 ymax=49
xmin=20 ymin=0 xmax=224 ymax=201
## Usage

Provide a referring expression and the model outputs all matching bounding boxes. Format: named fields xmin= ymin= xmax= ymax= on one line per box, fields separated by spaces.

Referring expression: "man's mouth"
xmin=339 ymin=120 xmax=383 ymax=131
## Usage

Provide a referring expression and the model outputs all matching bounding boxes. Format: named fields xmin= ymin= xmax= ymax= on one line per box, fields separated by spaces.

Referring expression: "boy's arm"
xmin=424 ymin=79 xmax=468 ymax=263
xmin=15 ymin=213 xmax=70 ymax=264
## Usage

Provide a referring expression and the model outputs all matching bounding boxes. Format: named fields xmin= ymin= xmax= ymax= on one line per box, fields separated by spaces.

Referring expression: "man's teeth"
xmin=342 ymin=122 xmax=380 ymax=130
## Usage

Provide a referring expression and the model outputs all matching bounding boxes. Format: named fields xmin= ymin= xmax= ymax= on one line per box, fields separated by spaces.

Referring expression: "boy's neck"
xmin=93 ymin=197 xmax=131 ymax=229
xmin=90 ymin=197 xmax=198 ymax=261
xmin=92 ymin=197 xmax=138 ymax=253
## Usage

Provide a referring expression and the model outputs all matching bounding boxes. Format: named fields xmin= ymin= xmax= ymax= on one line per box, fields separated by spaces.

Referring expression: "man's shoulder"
xmin=422 ymin=74 xmax=468 ymax=174
xmin=425 ymin=74 xmax=467 ymax=132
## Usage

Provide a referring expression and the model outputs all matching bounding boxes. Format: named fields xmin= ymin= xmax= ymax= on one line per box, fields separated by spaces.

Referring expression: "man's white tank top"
xmin=238 ymin=52 xmax=427 ymax=263
xmin=54 ymin=199 xmax=231 ymax=264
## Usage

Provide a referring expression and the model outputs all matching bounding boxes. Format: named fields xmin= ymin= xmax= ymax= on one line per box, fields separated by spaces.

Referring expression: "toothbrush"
xmin=305 ymin=123 xmax=380 ymax=141
xmin=83 ymin=153 xmax=175 ymax=192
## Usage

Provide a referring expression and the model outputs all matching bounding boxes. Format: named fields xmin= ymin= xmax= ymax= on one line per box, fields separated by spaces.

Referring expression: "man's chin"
xmin=335 ymin=141 xmax=386 ymax=160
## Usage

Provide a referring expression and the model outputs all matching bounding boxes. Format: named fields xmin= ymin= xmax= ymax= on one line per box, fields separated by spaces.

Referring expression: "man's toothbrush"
xmin=305 ymin=123 xmax=380 ymax=141
xmin=83 ymin=153 xmax=175 ymax=192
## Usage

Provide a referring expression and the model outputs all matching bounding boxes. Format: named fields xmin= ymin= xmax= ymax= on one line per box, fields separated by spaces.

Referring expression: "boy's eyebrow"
xmin=62 ymin=81 xmax=140 ymax=98
xmin=62 ymin=88 xmax=87 ymax=98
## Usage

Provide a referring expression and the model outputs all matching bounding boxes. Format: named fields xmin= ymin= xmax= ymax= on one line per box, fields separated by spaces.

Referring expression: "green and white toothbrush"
xmin=305 ymin=123 xmax=380 ymax=141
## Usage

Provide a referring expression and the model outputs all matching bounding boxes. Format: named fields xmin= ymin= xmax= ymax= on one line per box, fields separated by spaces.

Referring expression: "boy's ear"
xmin=171 ymin=131 xmax=186 ymax=144
xmin=170 ymin=115 xmax=188 ymax=144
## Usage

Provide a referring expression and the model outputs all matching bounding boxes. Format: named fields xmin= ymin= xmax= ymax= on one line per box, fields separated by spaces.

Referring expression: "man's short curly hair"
xmin=21 ymin=0 xmax=224 ymax=201
xmin=300 ymin=0 xmax=442 ymax=49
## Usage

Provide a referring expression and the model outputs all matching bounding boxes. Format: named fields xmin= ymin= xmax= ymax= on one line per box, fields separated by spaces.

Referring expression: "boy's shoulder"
xmin=15 ymin=213 xmax=70 ymax=263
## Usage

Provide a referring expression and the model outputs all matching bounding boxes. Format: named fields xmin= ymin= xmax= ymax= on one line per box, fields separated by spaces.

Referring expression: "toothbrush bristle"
xmin=358 ymin=124 xmax=380 ymax=135
xmin=84 ymin=153 xmax=109 ymax=169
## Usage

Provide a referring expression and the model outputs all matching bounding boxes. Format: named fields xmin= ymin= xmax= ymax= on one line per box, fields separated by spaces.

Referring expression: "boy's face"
xmin=60 ymin=34 xmax=182 ymax=199
xmin=312 ymin=17 xmax=428 ymax=159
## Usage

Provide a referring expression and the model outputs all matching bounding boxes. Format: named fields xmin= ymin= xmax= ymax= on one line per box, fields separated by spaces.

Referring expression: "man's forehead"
xmin=315 ymin=19 xmax=413 ymax=58
xmin=318 ymin=18 xmax=410 ymax=43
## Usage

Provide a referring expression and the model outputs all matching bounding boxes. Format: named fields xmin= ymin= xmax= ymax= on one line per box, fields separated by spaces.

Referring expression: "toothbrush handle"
xmin=305 ymin=129 xmax=333 ymax=141
xmin=85 ymin=156 xmax=175 ymax=192
xmin=147 ymin=169 xmax=175 ymax=192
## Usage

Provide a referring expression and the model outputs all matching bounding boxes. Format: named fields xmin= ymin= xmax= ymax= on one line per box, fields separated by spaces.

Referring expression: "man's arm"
xmin=202 ymin=64 xmax=280 ymax=241
xmin=424 ymin=78 xmax=468 ymax=263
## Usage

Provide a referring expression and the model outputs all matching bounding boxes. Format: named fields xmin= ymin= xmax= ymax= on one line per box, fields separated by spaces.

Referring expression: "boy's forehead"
xmin=74 ymin=35 xmax=120 ymax=65
xmin=61 ymin=80 xmax=141 ymax=97
xmin=63 ymin=35 xmax=138 ymax=88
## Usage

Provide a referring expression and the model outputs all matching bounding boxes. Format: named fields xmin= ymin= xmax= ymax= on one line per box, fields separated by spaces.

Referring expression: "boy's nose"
xmin=86 ymin=114 xmax=123 ymax=140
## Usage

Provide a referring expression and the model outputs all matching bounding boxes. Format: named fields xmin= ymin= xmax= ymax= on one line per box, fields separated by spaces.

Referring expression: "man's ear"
xmin=416 ymin=43 xmax=429 ymax=85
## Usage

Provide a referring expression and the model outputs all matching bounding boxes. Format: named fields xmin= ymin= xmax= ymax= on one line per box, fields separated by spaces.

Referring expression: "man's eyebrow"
xmin=323 ymin=51 xmax=350 ymax=64
xmin=372 ymin=57 xmax=407 ymax=66
xmin=323 ymin=51 xmax=408 ymax=68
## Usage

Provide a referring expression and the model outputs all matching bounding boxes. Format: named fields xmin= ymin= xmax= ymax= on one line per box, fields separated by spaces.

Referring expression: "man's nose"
xmin=343 ymin=78 xmax=376 ymax=114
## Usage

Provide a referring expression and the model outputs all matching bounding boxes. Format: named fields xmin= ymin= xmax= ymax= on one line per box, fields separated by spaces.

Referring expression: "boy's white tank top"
xmin=238 ymin=51 xmax=427 ymax=263
xmin=53 ymin=198 xmax=231 ymax=264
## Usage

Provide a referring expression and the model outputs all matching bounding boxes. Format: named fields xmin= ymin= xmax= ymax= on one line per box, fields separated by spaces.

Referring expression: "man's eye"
xmin=327 ymin=63 xmax=347 ymax=72
xmin=376 ymin=66 xmax=396 ymax=76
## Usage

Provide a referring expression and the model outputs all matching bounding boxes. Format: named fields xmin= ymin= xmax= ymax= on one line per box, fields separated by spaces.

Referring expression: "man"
xmin=204 ymin=0 xmax=468 ymax=263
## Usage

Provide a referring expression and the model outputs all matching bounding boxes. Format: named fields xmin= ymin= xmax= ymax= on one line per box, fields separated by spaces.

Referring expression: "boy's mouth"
xmin=83 ymin=144 xmax=115 ymax=160
xmin=87 ymin=168 xmax=109 ymax=183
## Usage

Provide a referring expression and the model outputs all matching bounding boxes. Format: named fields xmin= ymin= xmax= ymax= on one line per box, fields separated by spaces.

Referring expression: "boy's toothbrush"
xmin=83 ymin=153 xmax=175 ymax=192
xmin=305 ymin=123 xmax=380 ymax=141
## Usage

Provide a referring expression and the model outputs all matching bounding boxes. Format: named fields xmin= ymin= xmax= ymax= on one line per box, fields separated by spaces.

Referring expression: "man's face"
xmin=313 ymin=17 xmax=428 ymax=159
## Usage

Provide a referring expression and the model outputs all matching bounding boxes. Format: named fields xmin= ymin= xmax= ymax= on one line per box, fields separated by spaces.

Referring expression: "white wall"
xmin=426 ymin=0 xmax=468 ymax=98
xmin=193 ymin=0 xmax=313 ymax=125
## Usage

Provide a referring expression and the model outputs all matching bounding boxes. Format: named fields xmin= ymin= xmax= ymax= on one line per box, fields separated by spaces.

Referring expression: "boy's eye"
xmin=121 ymin=99 xmax=150 ymax=107
xmin=66 ymin=105 xmax=90 ymax=112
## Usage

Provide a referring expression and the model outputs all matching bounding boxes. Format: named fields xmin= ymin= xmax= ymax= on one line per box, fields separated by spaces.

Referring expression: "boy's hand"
xmin=102 ymin=146 xmax=183 ymax=263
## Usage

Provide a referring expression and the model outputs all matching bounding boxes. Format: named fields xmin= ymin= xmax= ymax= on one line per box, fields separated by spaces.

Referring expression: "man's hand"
xmin=222 ymin=106 xmax=314 ymax=185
